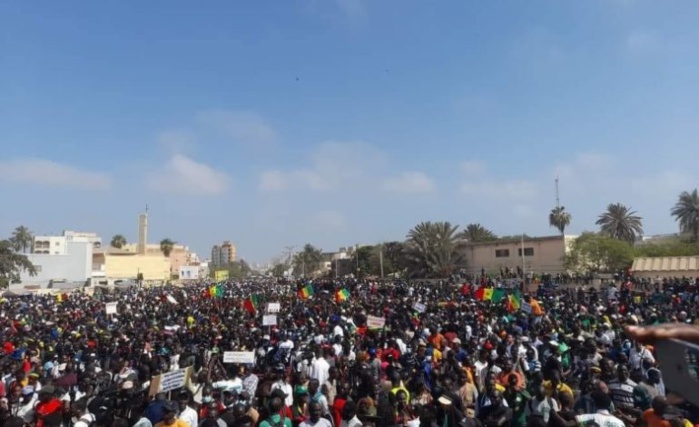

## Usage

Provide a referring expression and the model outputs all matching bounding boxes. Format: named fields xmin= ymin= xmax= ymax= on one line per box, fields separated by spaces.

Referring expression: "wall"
xmin=122 ymin=243 xmax=189 ymax=275
xmin=32 ymin=236 xmax=68 ymax=255
xmin=104 ymin=254 xmax=170 ymax=281
xmin=20 ymin=241 xmax=92 ymax=285
xmin=463 ymin=236 xmax=570 ymax=274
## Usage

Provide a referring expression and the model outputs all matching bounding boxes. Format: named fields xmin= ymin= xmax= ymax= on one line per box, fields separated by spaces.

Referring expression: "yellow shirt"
xmin=542 ymin=381 xmax=573 ymax=398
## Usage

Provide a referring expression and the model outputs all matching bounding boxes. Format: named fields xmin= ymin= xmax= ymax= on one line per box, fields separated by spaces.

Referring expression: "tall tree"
xmin=596 ymin=203 xmax=644 ymax=243
xmin=563 ymin=232 xmax=634 ymax=274
xmin=405 ymin=221 xmax=465 ymax=278
xmin=671 ymin=189 xmax=699 ymax=241
xmin=160 ymin=238 xmax=176 ymax=257
xmin=0 ymin=240 xmax=37 ymax=288
xmin=292 ymin=244 xmax=323 ymax=277
xmin=110 ymin=234 xmax=127 ymax=249
xmin=460 ymin=223 xmax=497 ymax=242
xmin=10 ymin=226 xmax=33 ymax=253
xmin=549 ymin=206 xmax=572 ymax=235
xmin=270 ymin=263 xmax=287 ymax=278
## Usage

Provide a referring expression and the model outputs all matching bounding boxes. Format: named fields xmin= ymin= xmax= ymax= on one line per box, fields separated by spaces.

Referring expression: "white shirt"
xmin=300 ymin=418 xmax=333 ymax=427
xmin=576 ymin=410 xmax=625 ymax=427
xmin=310 ymin=358 xmax=330 ymax=384
xmin=73 ymin=414 xmax=96 ymax=427
xmin=271 ymin=381 xmax=293 ymax=407
xmin=178 ymin=406 xmax=198 ymax=427
xmin=340 ymin=417 xmax=362 ymax=427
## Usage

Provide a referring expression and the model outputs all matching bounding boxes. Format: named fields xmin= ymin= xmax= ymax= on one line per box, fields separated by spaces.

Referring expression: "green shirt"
xmin=506 ymin=390 xmax=530 ymax=427
xmin=259 ymin=414 xmax=292 ymax=427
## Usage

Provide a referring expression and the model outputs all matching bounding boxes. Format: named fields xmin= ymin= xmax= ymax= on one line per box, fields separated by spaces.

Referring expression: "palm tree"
xmin=405 ymin=221 xmax=465 ymax=278
xmin=160 ymin=238 xmax=176 ymax=257
xmin=110 ymin=234 xmax=127 ymax=249
xmin=460 ymin=223 xmax=497 ymax=242
xmin=10 ymin=226 xmax=33 ymax=253
xmin=596 ymin=203 xmax=644 ymax=243
xmin=0 ymin=239 xmax=37 ymax=288
xmin=293 ymin=244 xmax=323 ymax=277
xmin=671 ymin=189 xmax=699 ymax=241
xmin=549 ymin=206 xmax=572 ymax=235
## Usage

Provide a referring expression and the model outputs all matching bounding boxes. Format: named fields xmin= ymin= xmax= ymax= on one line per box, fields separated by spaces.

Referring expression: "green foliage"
xmin=596 ymin=203 xmax=643 ymax=243
xmin=10 ymin=226 xmax=33 ymax=253
xmin=160 ymin=238 xmax=176 ymax=257
xmin=549 ymin=206 xmax=572 ymax=235
xmin=634 ymin=239 xmax=699 ymax=258
xmin=293 ymin=243 xmax=323 ymax=277
xmin=270 ymin=263 xmax=287 ymax=278
xmin=0 ymin=239 xmax=37 ymax=288
xmin=110 ymin=234 xmax=127 ymax=249
xmin=671 ymin=189 xmax=699 ymax=241
xmin=564 ymin=232 xmax=634 ymax=274
xmin=460 ymin=223 xmax=498 ymax=242
xmin=405 ymin=221 xmax=465 ymax=278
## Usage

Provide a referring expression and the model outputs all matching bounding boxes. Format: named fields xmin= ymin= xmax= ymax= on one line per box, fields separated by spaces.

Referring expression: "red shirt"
xmin=36 ymin=398 xmax=62 ymax=427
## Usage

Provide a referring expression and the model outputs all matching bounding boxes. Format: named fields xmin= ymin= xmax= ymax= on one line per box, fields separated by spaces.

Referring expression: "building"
xmin=19 ymin=240 xmax=93 ymax=286
xmin=92 ymin=248 xmax=170 ymax=284
xmin=121 ymin=243 xmax=191 ymax=276
xmin=211 ymin=241 xmax=236 ymax=267
xmin=32 ymin=231 xmax=102 ymax=255
xmin=631 ymin=256 xmax=699 ymax=280
xmin=462 ymin=235 xmax=577 ymax=275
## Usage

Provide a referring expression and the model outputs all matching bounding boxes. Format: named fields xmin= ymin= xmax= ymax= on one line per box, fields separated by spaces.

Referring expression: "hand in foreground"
xmin=626 ymin=323 xmax=699 ymax=344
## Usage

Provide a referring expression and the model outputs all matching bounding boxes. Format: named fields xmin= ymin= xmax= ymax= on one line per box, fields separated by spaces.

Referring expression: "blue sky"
xmin=2 ymin=0 xmax=699 ymax=263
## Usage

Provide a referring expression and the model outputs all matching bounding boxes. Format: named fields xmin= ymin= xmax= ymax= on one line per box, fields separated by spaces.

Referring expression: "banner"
xmin=223 ymin=351 xmax=255 ymax=364
xmin=105 ymin=302 xmax=117 ymax=315
xmin=149 ymin=366 xmax=192 ymax=396
xmin=179 ymin=266 xmax=199 ymax=280
xmin=267 ymin=303 xmax=281 ymax=313
xmin=413 ymin=302 xmax=426 ymax=313
xmin=214 ymin=270 xmax=229 ymax=281
xmin=367 ymin=315 xmax=385 ymax=329
xmin=263 ymin=315 xmax=277 ymax=326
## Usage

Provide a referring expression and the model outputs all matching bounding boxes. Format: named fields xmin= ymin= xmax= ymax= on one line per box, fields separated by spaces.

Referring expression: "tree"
xmin=225 ymin=260 xmax=251 ymax=279
xmin=405 ymin=221 xmax=466 ymax=278
xmin=634 ymin=239 xmax=699 ymax=258
xmin=549 ymin=206 xmax=572 ymax=235
xmin=10 ymin=226 xmax=33 ymax=253
xmin=596 ymin=203 xmax=643 ymax=243
xmin=671 ymin=189 xmax=699 ymax=242
xmin=0 ymin=240 xmax=37 ymax=288
xmin=110 ymin=234 xmax=127 ymax=249
xmin=292 ymin=244 xmax=323 ymax=277
xmin=270 ymin=263 xmax=287 ymax=278
xmin=460 ymin=223 xmax=497 ymax=242
xmin=355 ymin=245 xmax=374 ymax=277
xmin=564 ymin=232 xmax=634 ymax=274
xmin=160 ymin=238 xmax=176 ymax=257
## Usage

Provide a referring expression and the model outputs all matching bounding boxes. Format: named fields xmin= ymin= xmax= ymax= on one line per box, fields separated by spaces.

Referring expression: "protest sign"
xmin=223 ymin=351 xmax=255 ymax=364
xmin=367 ymin=315 xmax=385 ymax=329
xmin=413 ymin=302 xmax=426 ymax=313
xmin=263 ymin=315 xmax=277 ymax=326
xmin=267 ymin=303 xmax=280 ymax=313
xmin=105 ymin=302 xmax=117 ymax=315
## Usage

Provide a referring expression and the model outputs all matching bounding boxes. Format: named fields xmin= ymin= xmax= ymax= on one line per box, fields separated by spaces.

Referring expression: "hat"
xmin=452 ymin=338 xmax=462 ymax=345
xmin=294 ymin=385 xmax=308 ymax=396
xmin=121 ymin=381 xmax=134 ymax=390
xmin=438 ymin=395 xmax=453 ymax=405
xmin=271 ymin=388 xmax=288 ymax=400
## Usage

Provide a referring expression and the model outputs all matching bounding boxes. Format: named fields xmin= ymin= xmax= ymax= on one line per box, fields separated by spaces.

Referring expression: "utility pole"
xmin=283 ymin=246 xmax=295 ymax=277
xmin=379 ymin=244 xmax=384 ymax=279
xmin=555 ymin=176 xmax=560 ymax=209
xmin=355 ymin=244 xmax=360 ymax=278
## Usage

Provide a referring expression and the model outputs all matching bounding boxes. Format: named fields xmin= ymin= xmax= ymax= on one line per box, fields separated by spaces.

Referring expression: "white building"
xmin=19 ymin=240 xmax=93 ymax=287
xmin=32 ymin=231 xmax=102 ymax=255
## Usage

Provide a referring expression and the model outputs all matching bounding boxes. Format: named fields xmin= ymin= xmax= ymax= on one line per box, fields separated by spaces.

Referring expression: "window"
xmin=55 ymin=241 xmax=60 ymax=246
xmin=518 ymin=247 xmax=535 ymax=256
xmin=495 ymin=249 xmax=510 ymax=258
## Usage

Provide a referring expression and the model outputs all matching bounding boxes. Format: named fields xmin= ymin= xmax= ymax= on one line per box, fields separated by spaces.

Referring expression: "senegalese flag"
xmin=56 ymin=294 xmax=63 ymax=303
xmin=335 ymin=288 xmax=350 ymax=303
xmin=244 ymin=295 xmax=260 ymax=314
xmin=474 ymin=287 xmax=485 ymax=301
xmin=507 ymin=293 xmax=521 ymax=313
xmin=482 ymin=288 xmax=494 ymax=301
xmin=491 ymin=289 xmax=505 ymax=303
xmin=298 ymin=284 xmax=314 ymax=300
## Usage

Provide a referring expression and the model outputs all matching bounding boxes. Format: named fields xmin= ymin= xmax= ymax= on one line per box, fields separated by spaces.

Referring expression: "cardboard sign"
xmin=105 ymin=302 xmax=118 ymax=315
xmin=367 ymin=315 xmax=385 ymax=329
xmin=413 ymin=302 xmax=426 ymax=313
xmin=267 ymin=303 xmax=281 ymax=313
xmin=223 ymin=351 xmax=255 ymax=364
xmin=149 ymin=366 xmax=191 ymax=396
xmin=263 ymin=315 xmax=277 ymax=326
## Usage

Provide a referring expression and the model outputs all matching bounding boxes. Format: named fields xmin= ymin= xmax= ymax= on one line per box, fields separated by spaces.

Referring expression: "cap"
xmin=438 ymin=395 xmax=453 ymax=405
xmin=452 ymin=338 xmax=462 ymax=345
xmin=294 ymin=385 xmax=308 ymax=396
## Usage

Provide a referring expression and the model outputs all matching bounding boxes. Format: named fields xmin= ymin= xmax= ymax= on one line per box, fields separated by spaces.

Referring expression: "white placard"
xmin=105 ymin=302 xmax=118 ymax=315
xmin=367 ymin=315 xmax=385 ymax=329
xmin=413 ymin=302 xmax=426 ymax=313
xmin=267 ymin=303 xmax=281 ymax=313
xmin=521 ymin=301 xmax=532 ymax=314
xmin=223 ymin=351 xmax=255 ymax=364
xmin=263 ymin=315 xmax=277 ymax=326
xmin=159 ymin=367 xmax=189 ymax=393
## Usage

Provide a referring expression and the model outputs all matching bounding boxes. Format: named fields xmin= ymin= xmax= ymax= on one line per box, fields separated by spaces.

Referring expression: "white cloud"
xmin=146 ymin=154 xmax=230 ymax=195
xmin=382 ymin=172 xmax=435 ymax=194
xmin=196 ymin=110 xmax=277 ymax=148
xmin=462 ymin=160 xmax=486 ymax=176
xmin=461 ymin=179 xmax=538 ymax=200
xmin=0 ymin=158 xmax=112 ymax=190
xmin=258 ymin=141 xmax=382 ymax=193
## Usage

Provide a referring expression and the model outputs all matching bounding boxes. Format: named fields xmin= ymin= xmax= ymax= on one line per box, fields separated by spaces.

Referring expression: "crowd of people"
xmin=1 ymin=275 xmax=698 ymax=427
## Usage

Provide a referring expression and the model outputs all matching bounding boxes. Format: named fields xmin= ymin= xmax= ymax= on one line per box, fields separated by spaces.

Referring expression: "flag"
xmin=244 ymin=295 xmax=260 ymax=314
xmin=507 ymin=293 xmax=521 ymax=312
xmin=474 ymin=287 xmax=485 ymax=301
xmin=483 ymin=288 xmax=494 ymax=301
xmin=298 ymin=285 xmax=314 ymax=300
xmin=56 ymin=294 xmax=63 ymax=303
xmin=335 ymin=288 xmax=350 ymax=303
xmin=491 ymin=289 xmax=505 ymax=303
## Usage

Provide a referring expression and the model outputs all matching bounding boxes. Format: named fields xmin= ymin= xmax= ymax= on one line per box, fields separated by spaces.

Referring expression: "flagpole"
xmin=521 ymin=234 xmax=525 ymax=280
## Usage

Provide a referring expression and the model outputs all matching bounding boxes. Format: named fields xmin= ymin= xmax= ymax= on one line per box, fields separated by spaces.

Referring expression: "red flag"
xmin=474 ymin=287 xmax=485 ymax=301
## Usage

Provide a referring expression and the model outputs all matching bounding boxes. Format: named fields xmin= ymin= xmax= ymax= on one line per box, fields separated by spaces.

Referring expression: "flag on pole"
xmin=483 ymin=288 xmax=494 ymax=301
xmin=335 ymin=288 xmax=350 ymax=303
xmin=244 ymin=295 xmax=261 ymax=314
xmin=491 ymin=289 xmax=505 ymax=303
xmin=56 ymin=294 xmax=63 ymax=303
xmin=507 ymin=293 xmax=521 ymax=312
xmin=298 ymin=285 xmax=314 ymax=300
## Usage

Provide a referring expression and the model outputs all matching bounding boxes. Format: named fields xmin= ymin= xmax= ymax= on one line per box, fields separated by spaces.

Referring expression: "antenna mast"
xmin=555 ymin=177 xmax=560 ymax=208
